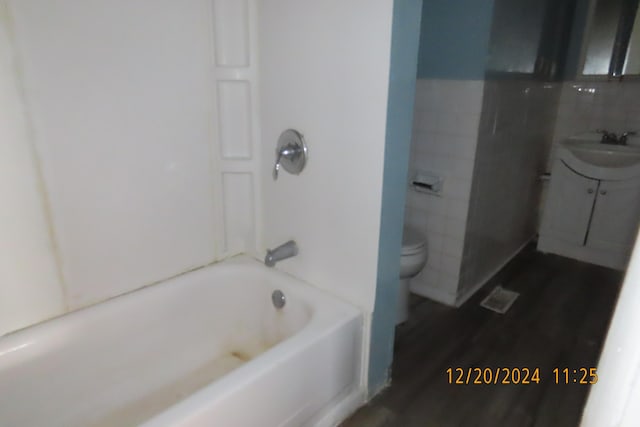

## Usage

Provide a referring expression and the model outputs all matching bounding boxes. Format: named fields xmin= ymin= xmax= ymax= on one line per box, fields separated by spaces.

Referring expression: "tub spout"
xmin=264 ymin=240 xmax=298 ymax=267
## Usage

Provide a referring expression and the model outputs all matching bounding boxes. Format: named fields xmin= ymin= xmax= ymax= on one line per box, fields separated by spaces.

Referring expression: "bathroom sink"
xmin=559 ymin=133 xmax=640 ymax=180
xmin=562 ymin=141 xmax=640 ymax=168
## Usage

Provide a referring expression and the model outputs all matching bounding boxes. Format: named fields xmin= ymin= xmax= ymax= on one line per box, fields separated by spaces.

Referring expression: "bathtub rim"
xmin=0 ymin=255 xmax=366 ymax=427
xmin=0 ymin=255 xmax=361 ymax=356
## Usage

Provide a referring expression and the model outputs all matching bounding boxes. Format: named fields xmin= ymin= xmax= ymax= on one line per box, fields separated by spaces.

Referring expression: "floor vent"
xmin=480 ymin=286 xmax=519 ymax=314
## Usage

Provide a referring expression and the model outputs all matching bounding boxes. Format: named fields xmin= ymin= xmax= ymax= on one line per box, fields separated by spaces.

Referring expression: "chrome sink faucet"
xmin=620 ymin=131 xmax=637 ymax=145
xmin=597 ymin=129 xmax=620 ymax=144
xmin=264 ymin=240 xmax=298 ymax=267
xmin=596 ymin=129 xmax=637 ymax=145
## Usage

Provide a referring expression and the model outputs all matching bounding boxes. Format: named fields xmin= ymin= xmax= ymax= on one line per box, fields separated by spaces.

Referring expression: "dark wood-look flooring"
xmin=342 ymin=248 xmax=623 ymax=427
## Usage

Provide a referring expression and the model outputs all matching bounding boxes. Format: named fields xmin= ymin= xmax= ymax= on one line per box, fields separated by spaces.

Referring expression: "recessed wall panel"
xmin=212 ymin=0 xmax=250 ymax=67
xmin=222 ymin=173 xmax=254 ymax=254
xmin=217 ymin=80 xmax=253 ymax=159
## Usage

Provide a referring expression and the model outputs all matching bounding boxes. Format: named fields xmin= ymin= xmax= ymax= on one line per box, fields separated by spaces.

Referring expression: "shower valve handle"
xmin=273 ymin=147 xmax=298 ymax=180
xmin=272 ymin=129 xmax=308 ymax=181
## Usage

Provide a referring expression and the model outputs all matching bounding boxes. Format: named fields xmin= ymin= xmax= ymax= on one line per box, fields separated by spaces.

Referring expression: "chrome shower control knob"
xmin=273 ymin=129 xmax=308 ymax=180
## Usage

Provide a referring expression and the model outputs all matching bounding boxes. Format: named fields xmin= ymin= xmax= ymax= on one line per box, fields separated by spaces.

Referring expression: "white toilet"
xmin=397 ymin=226 xmax=427 ymax=324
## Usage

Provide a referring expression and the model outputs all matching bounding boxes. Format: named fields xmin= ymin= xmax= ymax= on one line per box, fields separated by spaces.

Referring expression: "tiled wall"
xmin=404 ymin=79 xmax=483 ymax=305
xmin=406 ymin=0 xmax=577 ymax=308
xmin=407 ymin=79 xmax=560 ymax=306
xmin=550 ymin=81 xmax=640 ymax=168
xmin=460 ymin=80 xmax=561 ymax=301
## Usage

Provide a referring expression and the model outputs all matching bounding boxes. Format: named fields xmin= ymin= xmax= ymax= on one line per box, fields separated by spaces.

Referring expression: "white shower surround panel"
xmin=8 ymin=0 xmax=261 ymax=311
xmin=0 ymin=2 xmax=65 ymax=335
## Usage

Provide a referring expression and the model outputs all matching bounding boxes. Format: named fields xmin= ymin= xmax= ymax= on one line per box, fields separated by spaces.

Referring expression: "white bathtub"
xmin=0 ymin=256 xmax=364 ymax=427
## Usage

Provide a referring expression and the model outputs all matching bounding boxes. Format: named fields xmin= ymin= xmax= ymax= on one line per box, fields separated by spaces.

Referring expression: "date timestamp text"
xmin=446 ymin=367 xmax=598 ymax=384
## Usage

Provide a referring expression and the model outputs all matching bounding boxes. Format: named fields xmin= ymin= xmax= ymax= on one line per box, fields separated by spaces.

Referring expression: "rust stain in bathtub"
xmin=229 ymin=341 xmax=275 ymax=362
xmin=230 ymin=350 xmax=252 ymax=362
xmin=84 ymin=343 xmax=280 ymax=426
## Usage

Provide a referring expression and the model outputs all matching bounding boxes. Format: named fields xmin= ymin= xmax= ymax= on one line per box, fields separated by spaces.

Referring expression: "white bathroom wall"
xmin=0 ymin=1 xmax=65 ymax=335
xmin=258 ymin=0 xmax=394 ymax=312
xmin=7 ymin=0 xmax=261 ymax=313
xmin=405 ymin=79 xmax=483 ymax=305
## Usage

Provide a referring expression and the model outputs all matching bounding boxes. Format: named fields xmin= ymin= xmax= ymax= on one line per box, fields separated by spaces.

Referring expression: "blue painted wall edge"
xmin=368 ymin=0 xmax=423 ymax=396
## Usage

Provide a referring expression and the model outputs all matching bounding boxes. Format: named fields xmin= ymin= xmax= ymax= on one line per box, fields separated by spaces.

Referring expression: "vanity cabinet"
xmin=588 ymin=179 xmax=640 ymax=253
xmin=542 ymin=162 xmax=598 ymax=246
xmin=539 ymin=161 xmax=640 ymax=270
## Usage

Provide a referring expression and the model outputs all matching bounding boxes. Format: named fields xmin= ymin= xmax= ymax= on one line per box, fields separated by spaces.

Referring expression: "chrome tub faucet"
xmin=264 ymin=240 xmax=298 ymax=267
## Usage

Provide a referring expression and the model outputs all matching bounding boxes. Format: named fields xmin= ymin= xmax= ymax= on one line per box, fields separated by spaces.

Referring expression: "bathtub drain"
xmin=272 ymin=290 xmax=286 ymax=309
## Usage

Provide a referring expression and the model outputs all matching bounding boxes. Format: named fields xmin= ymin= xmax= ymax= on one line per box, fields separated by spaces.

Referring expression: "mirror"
xmin=582 ymin=0 xmax=640 ymax=77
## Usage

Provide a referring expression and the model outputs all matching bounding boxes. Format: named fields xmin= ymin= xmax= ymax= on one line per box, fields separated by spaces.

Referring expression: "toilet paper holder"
xmin=411 ymin=171 xmax=443 ymax=196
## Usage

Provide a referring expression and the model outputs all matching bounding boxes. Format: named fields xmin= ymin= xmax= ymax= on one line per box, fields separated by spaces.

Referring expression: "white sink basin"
xmin=559 ymin=133 xmax=640 ymax=180
xmin=563 ymin=141 xmax=640 ymax=168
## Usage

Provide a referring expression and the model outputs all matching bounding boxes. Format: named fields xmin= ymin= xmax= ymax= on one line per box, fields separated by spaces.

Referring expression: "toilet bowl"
xmin=397 ymin=226 xmax=427 ymax=324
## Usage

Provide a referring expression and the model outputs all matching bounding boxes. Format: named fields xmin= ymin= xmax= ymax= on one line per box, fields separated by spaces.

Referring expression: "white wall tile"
xmin=450 ymin=156 xmax=477 ymax=181
xmin=441 ymin=254 xmax=462 ymax=277
xmin=446 ymin=199 xmax=470 ymax=221
xmin=425 ymin=243 xmax=443 ymax=270
xmin=442 ymin=236 xmax=465 ymax=258
xmin=447 ymin=177 xmax=473 ymax=201
xmin=439 ymin=112 xmax=481 ymax=137
xmin=424 ymin=213 xmax=447 ymax=234
xmin=408 ymin=191 xmax=447 ymax=217
xmin=404 ymin=79 xmax=484 ymax=305
xmin=421 ymin=267 xmax=440 ymax=284
xmin=413 ymin=110 xmax=439 ymax=133
xmin=461 ymin=80 xmax=560 ymax=297
xmin=445 ymin=217 xmax=467 ymax=239
xmin=438 ymin=271 xmax=460 ymax=292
